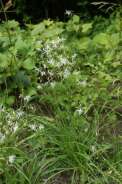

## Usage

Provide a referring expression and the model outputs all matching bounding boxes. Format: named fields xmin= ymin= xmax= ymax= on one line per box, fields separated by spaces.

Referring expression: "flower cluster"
xmin=35 ymin=36 xmax=79 ymax=86
xmin=29 ymin=123 xmax=44 ymax=132
xmin=0 ymin=108 xmax=25 ymax=144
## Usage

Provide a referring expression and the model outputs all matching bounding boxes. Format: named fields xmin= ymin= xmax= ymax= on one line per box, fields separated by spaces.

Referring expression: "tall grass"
xmin=0 ymin=109 xmax=122 ymax=184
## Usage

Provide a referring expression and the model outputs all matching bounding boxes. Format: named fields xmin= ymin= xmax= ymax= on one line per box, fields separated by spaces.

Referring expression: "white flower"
xmin=0 ymin=132 xmax=5 ymax=143
xmin=0 ymin=105 xmax=5 ymax=112
xmin=43 ymin=64 xmax=47 ymax=69
xmin=13 ymin=123 xmax=18 ymax=132
xmin=36 ymin=40 xmax=42 ymax=45
xmin=108 ymin=170 xmax=112 ymax=175
xmin=8 ymin=155 xmax=16 ymax=164
xmin=41 ymin=71 xmax=46 ymax=76
xmin=48 ymin=59 xmax=55 ymax=65
xmin=64 ymin=69 xmax=70 ymax=78
xmin=60 ymin=58 xmax=68 ymax=65
xmin=51 ymin=39 xmax=59 ymax=48
xmin=29 ymin=124 xmax=44 ymax=131
xmin=8 ymin=120 xmax=12 ymax=125
xmin=36 ymin=48 xmax=41 ymax=51
xmin=65 ymin=10 xmax=72 ymax=16
xmin=50 ymin=82 xmax=56 ymax=88
xmin=72 ymin=53 xmax=77 ymax=60
xmin=29 ymin=124 xmax=36 ymax=131
xmin=37 ymin=85 xmax=42 ymax=90
xmin=60 ymin=37 xmax=65 ymax=42
xmin=75 ymin=108 xmax=83 ymax=115
xmin=79 ymin=80 xmax=87 ymax=87
xmin=84 ymin=128 xmax=88 ymax=132
xmin=91 ymin=145 xmax=96 ymax=153
xmin=43 ymin=44 xmax=51 ymax=53
xmin=16 ymin=110 xmax=24 ymax=119
xmin=39 ymin=124 xmax=44 ymax=130
xmin=24 ymin=96 xmax=31 ymax=102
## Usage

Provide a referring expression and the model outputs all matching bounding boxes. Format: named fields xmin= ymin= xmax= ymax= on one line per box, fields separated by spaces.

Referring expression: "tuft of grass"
xmin=0 ymin=108 xmax=121 ymax=184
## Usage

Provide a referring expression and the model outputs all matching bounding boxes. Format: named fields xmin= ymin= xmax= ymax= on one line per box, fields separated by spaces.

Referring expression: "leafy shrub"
xmin=0 ymin=13 xmax=122 ymax=108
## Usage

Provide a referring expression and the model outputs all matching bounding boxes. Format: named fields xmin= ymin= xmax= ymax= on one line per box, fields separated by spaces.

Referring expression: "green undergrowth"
xmin=0 ymin=11 xmax=122 ymax=184
xmin=0 ymin=108 xmax=122 ymax=184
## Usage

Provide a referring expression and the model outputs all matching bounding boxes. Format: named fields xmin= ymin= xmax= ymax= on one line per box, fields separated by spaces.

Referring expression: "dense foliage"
xmin=0 ymin=13 xmax=122 ymax=108
xmin=0 ymin=4 xmax=122 ymax=184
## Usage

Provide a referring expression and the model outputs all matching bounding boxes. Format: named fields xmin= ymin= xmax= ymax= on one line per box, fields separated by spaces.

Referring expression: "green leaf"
xmin=93 ymin=33 xmax=111 ymax=48
xmin=79 ymin=37 xmax=91 ymax=50
xmin=31 ymin=22 xmax=45 ymax=35
xmin=5 ymin=96 xmax=15 ymax=105
xmin=15 ymin=71 xmax=30 ymax=87
xmin=72 ymin=15 xmax=80 ymax=23
xmin=112 ymin=61 xmax=121 ymax=68
xmin=0 ymin=54 xmax=8 ymax=68
xmin=26 ymin=87 xmax=37 ymax=96
xmin=42 ymin=27 xmax=64 ymax=38
xmin=104 ymin=51 xmax=114 ymax=62
xmin=110 ymin=33 xmax=120 ymax=47
xmin=23 ymin=59 xmax=35 ymax=70
xmin=82 ymin=23 xmax=92 ymax=33
xmin=5 ymin=20 xmax=19 ymax=30
xmin=15 ymin=37 xmax=29 ymax=53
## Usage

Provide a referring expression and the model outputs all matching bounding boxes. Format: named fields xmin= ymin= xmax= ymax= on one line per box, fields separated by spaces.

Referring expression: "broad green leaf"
xmin=15 ymin=37 xmax=29 ymax=52
xmin=104 ymin=51 xmax=114 ymax=62
xmin=23 ymin=59 xmax=35 ymax=70
xmin=112 ymin=61 xmax=121 ymax=68
xmin=15 ymin=71 xmax=30 ymax=86
xmin=82 ymin=23 xmax=92 ymax=33
xmin=43 ymin=20 xmax=54 ymax=26
xmin=31 ymin=22 xmax=45 ymax=35
xmin=79 ymin=37 xmax=91 ymax=50
xmin=42 ymin=27 xmax=64 ymax=38
xmin=93 ymin=33 xmax=111 ymax=48
xmin=98 ymin=71 xmax=112 ymax=81
xmin=26 ymin=87 xmax=37 ymax=96
xmin=5 ymin=20 xmax=19 ymax=30
xmin=110 ymin=33 xmax=120 ymax=47
xmin=72 ymin=15 xmax=80 ymax=23
xmin=5 ymin=96 xmax=15 ymax=105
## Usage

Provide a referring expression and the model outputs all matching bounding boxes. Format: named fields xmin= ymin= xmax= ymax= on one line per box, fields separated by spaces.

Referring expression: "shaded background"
xmin=0 ymin=0 xmax=121 ymax=23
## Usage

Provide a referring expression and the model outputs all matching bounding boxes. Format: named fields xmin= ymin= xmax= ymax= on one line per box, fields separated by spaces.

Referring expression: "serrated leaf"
xmin=79 ymin=37 xmax=91 ymax=50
